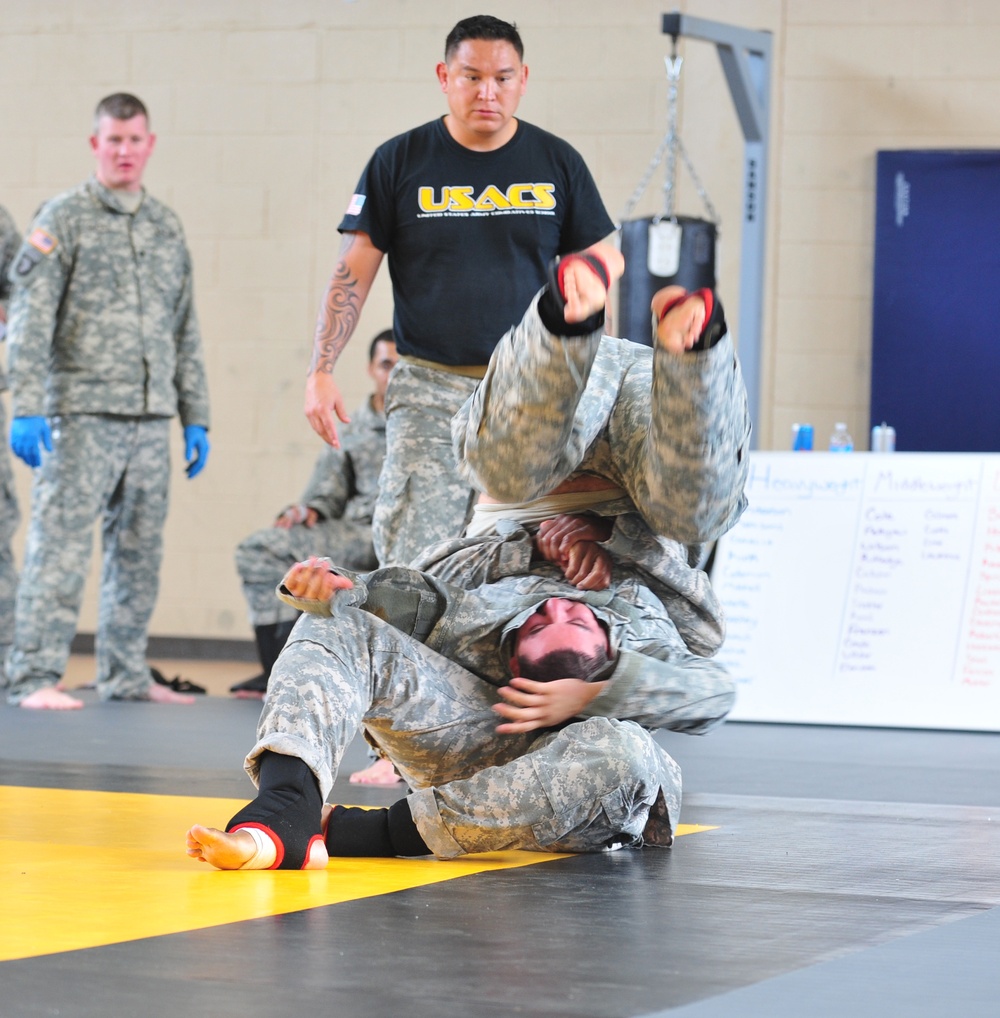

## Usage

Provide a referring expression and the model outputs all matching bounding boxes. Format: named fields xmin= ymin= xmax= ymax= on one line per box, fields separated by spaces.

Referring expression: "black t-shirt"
xmin=338 ymin=117 xmax=614 ymax=365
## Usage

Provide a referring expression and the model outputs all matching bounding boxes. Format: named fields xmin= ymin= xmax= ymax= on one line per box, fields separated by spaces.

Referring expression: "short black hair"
xmin=515 ymin=646 xmax=612 ymax=684
xmin=368 ymin=329 xmax=395 ymax=362
xmin=93 ymin=93 xmax=149 ymax=132
xmin=445 ymin=15 xmax=524 ymax=62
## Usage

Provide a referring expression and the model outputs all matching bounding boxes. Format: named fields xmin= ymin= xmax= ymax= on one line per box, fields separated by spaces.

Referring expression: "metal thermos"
xmin=871 ymin=423 xmax=896 ymax=452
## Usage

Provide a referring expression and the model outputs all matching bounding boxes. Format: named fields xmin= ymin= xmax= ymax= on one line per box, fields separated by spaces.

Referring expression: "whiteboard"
xmin=711 ymin=452 xmax=1000 ymax=731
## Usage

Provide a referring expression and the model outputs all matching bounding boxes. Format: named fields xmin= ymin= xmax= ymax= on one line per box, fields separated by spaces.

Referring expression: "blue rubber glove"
xmin=183 ymin=425 xmax=210 ymax=479
xmin=10 ymin=416 xmax=52 ymax=468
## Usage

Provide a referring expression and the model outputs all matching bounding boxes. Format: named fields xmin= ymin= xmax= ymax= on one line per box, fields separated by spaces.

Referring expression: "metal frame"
xmin=662 ymin=12 xmax=772 ymax=443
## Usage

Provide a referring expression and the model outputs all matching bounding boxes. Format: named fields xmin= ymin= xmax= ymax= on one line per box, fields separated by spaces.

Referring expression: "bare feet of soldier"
xmin=186 ymin=824 xmax=329 ymax=870
xmin=349 ymin=757 xmax=403 ymax=785
xmin=561 ymin=242 xmax=625 ymax=324
xmin=19 ymin=686 xmax=84 ymax=710
xmin=147 ymin=681 xmax=196 ymax=705
xmin=651 ymin=286 xmax=707 ymax=354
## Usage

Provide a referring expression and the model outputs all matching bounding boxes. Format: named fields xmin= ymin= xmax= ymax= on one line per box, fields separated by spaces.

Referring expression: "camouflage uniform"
xmin=235 ymin=398 xmax=385 ymax=627
xmin=0 ymin=205 xmax=21 ymax=677
xmin=249 ymin=526 xmax=735 ymax=858
xmin=453 ymin=293 xmax=751 ymax=547
xmin=5 ymin=178 xmax=210 ymax=703
xmin=414 ymin=514 xmax=728 ymax=660
xmin=372 ymin=360 xmax=481 ymax=568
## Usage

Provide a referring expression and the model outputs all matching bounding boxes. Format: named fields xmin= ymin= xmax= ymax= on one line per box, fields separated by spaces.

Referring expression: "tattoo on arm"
xmin=309 ymin=240 xmax=362 ymax=376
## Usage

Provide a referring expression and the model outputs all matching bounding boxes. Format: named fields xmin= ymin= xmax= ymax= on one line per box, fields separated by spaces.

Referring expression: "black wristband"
xmin=690 ymin=291 xmax=727 ymax=352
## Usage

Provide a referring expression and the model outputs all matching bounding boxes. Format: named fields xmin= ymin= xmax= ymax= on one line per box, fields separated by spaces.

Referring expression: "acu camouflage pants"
xmin=248 ymin=608 xmax=681 ymax=859
xmin=6 ymin=415 xmax=169 ymax=702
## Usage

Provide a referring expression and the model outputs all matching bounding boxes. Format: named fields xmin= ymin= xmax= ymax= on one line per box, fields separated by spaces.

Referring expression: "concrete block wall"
xmin=0 ymin=0 xmax=996 ymax=641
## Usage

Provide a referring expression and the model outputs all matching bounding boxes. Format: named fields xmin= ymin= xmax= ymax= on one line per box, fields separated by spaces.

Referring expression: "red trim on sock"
xmin=657 ymin=288 xmax=715 ymax=344
xmin=557 ymin=252 xmax=611 ymax=301
xmin=301 ymin=833 xmax=325 ymax=869
xmin=693 ymin=288 xmax=714 ymax=325
xmin=656 ymin=289 xmax=690 ymax=323
xmin=230 ymin=822 xmax=284 ymax=869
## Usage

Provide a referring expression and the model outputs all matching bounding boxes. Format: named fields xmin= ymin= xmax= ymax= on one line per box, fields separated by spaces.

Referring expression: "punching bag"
xmin=617 ymin=215 xmax=717 ymax=347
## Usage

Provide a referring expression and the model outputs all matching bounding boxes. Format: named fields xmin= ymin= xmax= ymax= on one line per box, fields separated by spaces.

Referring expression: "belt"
xmin=401 ymin=355 xmax=488 ymax=380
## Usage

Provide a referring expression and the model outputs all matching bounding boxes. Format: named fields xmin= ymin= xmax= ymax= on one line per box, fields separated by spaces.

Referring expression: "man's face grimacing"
xmin=90 ymin=114 xmax=156 ymax=192
xmin=510 ymin=598 xmax=611 ymax=682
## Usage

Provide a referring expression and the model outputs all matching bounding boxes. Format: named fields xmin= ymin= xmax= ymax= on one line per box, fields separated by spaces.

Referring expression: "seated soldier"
xmin=230 ymin=330 xmax=396 ymax=699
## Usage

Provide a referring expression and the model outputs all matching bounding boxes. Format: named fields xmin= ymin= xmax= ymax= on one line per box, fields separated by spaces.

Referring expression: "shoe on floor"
xmin=229 ymin=672 xmax=268 ymax=699
xmin=151 ymin=666 xmax=206 ymax=695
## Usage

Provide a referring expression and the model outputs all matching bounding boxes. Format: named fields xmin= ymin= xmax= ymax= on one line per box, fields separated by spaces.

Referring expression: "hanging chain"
xmin=617 ymin=47 xmax=719 ymax=228
xmin=676 ymin=136 xmax=720 ymax=224
xmin=619 ymin=133 xmax=671 ymax=223
xmin=661 ymin=53 xmax=682 ymax=219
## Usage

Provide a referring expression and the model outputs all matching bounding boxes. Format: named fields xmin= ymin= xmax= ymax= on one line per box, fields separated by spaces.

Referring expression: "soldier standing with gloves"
xmin=5 ymin=93 xmax=210 ymax=710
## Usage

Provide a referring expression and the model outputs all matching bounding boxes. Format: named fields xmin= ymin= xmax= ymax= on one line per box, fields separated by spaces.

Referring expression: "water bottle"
xmin=829 ymin=422 xmax=853 ymax=452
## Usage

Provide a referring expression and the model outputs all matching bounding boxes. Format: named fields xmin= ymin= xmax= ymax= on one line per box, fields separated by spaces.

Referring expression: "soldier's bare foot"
xmin=651 ymin=286 xmax=706 ymax=354
xmin=349 ymin=757 xmax=403 ymax=785
xmin=20 ymin=686 xmax=84 ymax=710
xmin=147 ymin=681 xmax=196 ymax=705
xmin=186 ymin=825 xmax=258 ymax=869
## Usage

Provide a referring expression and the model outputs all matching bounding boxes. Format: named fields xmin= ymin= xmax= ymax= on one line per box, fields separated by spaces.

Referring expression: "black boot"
xmin=229 ymin=617 xmax=299 ymax=696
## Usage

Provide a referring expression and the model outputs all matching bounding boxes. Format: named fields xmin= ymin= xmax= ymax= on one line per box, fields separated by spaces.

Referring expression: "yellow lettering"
xmin=506 ymin=184 xmax=537 ymax=207
xmin=418 ymin=183 xmax=558 ymax=212
xmin=448 ymin=186 xmax=475 ymax=211
xmin=474 ymin=185 xmax=512 ymax=211
xmin=418 ymin=187 xmax=451 ymax=213
xmin=531 ymin=183 xmax=556 ymax=210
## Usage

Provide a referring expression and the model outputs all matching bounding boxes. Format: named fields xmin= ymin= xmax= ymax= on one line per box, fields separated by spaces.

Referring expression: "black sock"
xmin=226 ymin=751 xmax=323 ymax=869
xmin=325 ymin=799 xmax=429 ymax=857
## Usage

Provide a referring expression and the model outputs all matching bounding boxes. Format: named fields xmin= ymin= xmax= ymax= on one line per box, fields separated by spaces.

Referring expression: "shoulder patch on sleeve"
xmin=345 ymin=193 xmax=366 ymax=216
xmin=15 ymin=247 xmax=42 ymax=276
xmin=27 ymin=228 xmax=58 ymax=255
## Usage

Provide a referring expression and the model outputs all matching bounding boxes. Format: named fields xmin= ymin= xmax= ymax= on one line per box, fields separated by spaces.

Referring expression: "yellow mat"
xmin=0 ymin=785 xmax=715 ymax=962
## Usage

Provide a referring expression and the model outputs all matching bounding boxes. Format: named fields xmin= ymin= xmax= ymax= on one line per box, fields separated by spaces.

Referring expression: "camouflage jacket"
xmin=6 ymin=178 xmax=210 ymax=425
xmin=0 ymin=204 xmax=19 ymax=393
xmin=413 ymin=515 xmax=726 ymax=659
xmin=279 ymin=524 xmax=735 ymax=736
xmin=298 ymin=398 xmax=386 ymax=525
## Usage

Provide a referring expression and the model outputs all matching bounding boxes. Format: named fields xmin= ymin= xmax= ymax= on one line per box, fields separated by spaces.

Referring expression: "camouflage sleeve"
xmin=412 ymin=527 xmax=536 ymax=588
xmin=5 ymin=205 xmax=73 ymax=417
xmin=299 ymin=440 xmax=352 ymax=521
xmin=170 ymin=239 xmax=210 ymax=428
xmin=602 ymin=514 xmax=726 ymax=658
xmin=277 ymin=561 xmax=451 ymax=644
xmin=0 ymin=205 xmax=20 ymax=306
xmin=582 ymin=645 xmax=736 ymax=735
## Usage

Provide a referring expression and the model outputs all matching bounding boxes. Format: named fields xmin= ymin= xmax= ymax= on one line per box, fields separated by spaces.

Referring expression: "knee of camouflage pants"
xmin=410 ymin=716 xmax=681 ymax=858
xmin=540 ymin=717 xmax=681 ymax=854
